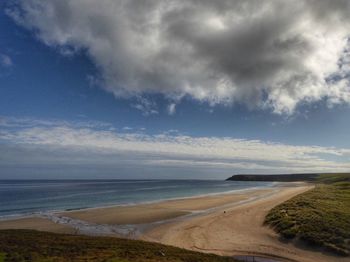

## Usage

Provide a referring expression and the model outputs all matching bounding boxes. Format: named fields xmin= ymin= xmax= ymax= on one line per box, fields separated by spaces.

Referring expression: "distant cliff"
xmin=226 ymin=173 xmax=320 ymax=182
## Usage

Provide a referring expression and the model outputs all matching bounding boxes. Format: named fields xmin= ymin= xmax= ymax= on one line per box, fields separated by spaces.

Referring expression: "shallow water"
xmin=0 ymin=179 xmax=274 ymax=218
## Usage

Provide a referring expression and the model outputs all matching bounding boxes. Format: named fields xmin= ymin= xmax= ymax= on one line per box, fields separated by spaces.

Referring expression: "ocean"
xmin=0 ymin=180 xmax=274 ymax=219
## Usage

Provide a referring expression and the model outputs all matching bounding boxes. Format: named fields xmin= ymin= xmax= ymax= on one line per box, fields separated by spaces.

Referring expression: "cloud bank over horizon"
xmin=1 ymin=117 xmax=350 ymax=179
xmin=7 ymin=0 xmax=350 ymax=114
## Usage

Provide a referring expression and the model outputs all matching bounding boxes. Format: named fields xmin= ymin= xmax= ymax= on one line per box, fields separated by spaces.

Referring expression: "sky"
xmin=1 ymin=0 xmax=350 ymax=179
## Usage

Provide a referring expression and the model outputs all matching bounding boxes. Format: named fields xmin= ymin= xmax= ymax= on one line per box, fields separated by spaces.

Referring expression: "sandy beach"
xmin=0 ymin=183 xmax=346 ymax=262
xmin=0 ymin=187 xmax=272 ymax=234
xmin=60 ymin=188 xmax=271 ymax=225
xmin=141 ymin=183 xmax=348 ymax=262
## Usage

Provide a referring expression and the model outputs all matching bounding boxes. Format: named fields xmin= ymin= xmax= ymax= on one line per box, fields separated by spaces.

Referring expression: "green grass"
xmin=316 ymin=173 xmax=350 ymax=184
xmin=265 ymin=175 xmax=350 ymax=256
xmin=0 ymin=230 xmax=237 ymax=262
xmin=0 ymin=253 xmax=5 ymax=262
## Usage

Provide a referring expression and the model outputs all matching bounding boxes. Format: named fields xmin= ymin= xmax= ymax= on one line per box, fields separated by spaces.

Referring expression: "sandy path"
xmin=141 ymin=184 xmax=348 ymax=262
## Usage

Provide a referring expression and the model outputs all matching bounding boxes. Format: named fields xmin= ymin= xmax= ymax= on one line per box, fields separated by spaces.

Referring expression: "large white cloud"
xmin=7 ymin=0 xmax=350 ymax=114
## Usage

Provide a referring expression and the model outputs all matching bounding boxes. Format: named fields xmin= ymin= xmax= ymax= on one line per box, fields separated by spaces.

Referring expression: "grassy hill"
xmin=264 ymin=174 xmax=350 ymax=256
xmin=0 ymin=229 xmax=237 ymax=262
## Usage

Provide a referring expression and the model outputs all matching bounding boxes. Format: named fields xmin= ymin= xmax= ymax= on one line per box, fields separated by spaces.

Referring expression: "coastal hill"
xmin=226 ymin=173 xmax=350 ymax=182
xmin=0 ymin=229 xmax=238 ymax=262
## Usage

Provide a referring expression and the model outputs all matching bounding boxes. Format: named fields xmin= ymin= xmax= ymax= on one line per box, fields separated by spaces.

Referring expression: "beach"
xmin=59 ymin=188 xmax=271 ymax=225
xmin=0 ymin=182 xmax=346 ymax=262
xmin=141 ymin=183 xmax=348 ymax=262
xmin=0 ymin=187 xmax=272 ymax=234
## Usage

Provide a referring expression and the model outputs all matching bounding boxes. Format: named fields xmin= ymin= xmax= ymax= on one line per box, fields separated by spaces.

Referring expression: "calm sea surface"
xmin=0 ymin=180 xmax=274 ymax=218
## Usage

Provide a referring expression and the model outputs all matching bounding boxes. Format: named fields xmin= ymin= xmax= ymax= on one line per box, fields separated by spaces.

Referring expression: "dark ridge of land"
xmin=264 ymin=174 xmax=350 ymax=256
xmin=0 ymin=229 xmax=238 ymax=262
xmin=226 ymin=173 xmax=350 ymax=182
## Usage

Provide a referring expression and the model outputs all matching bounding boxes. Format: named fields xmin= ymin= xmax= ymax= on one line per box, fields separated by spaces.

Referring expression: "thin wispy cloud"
xmin=7 ymin=0 xmax=350 ymax=114
xmin=0 ymin=53 xmax=13 ymax=67
xmin=167 ymin=103 xmax=176 ymax=115
xmin=1 ymin=117 xmax=350 ymax=177
xmin=131 ymin=97 xmax=159 ymax=116
xmin=0 ymin=116 xmax=113 ymax=129
xmin=122 ymin=126 xmax=133 ymax=131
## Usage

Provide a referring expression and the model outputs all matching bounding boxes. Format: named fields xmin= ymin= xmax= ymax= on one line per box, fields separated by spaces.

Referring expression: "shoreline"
xmin=0 ymin=185 xmax=278 ymax=235
xmin=0 ymin=182 xmax=277 ymax=222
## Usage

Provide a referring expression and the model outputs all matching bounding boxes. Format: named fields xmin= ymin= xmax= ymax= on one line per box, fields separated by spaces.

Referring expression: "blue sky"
xmin=1 ymin=1 xmax=350 ymax=179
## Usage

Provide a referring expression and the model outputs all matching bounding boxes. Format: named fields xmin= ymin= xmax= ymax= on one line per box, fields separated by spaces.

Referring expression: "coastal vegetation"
xmin=0 ymin=229 xmax=237 ymax=262
xmin=226 ymin=172 xmax=350 ymax=182
xmin=265 ymin=174 xmax=350 ymax=256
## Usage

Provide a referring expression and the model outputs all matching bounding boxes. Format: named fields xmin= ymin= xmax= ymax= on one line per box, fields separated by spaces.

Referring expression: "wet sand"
xmin=0 ymin=217 xmax=76 ymax=234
